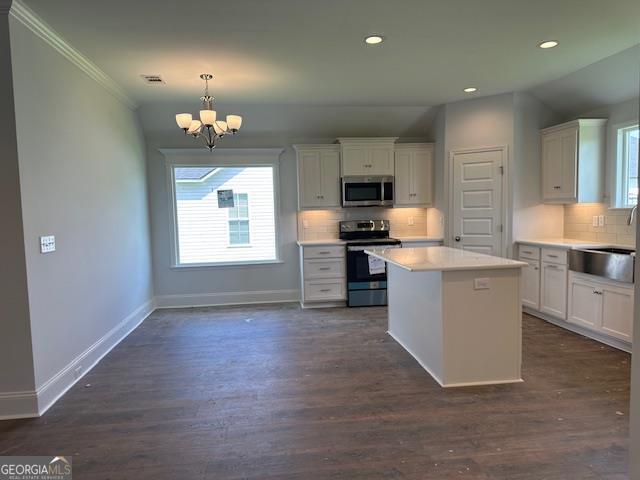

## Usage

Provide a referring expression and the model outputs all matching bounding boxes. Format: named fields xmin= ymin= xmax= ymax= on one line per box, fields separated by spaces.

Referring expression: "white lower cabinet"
xmin=299 ymin=244 xmax=346 ymax=306
xmin=540 ymin=262 xmax=567 ymax=319
xmin=568 ymin=272 xmax=633 ymax=342
xmin=520 ymin=259 xmax=540 ymax=310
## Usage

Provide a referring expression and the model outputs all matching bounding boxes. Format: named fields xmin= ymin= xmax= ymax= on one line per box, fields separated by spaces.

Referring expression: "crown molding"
xmin=9 ymin=0 xmax=137 ymax=109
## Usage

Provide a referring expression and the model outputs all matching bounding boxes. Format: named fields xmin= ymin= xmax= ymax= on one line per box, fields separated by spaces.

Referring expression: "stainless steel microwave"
xmin=342 ymin=176 xmax=394 ymax=207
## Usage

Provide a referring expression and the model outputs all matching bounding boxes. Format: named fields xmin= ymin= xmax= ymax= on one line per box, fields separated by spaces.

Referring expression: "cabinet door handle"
xmin=593 ymin=290 xmax=603 ymax=295
xmin=553 ymin=186 xmax=561 ymax=189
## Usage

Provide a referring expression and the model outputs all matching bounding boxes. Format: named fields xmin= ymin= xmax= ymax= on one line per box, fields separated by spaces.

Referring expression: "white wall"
xmin=9 ymin=17 xmax=154 ymax=397
xmin=512 ymin=92 xmax=564 ymax=240
xmin=0 ymin=7 xmax=37 ymax=412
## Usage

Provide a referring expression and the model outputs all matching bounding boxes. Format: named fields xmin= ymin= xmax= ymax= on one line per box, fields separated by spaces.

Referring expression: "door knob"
xmin=454 ymin=236 xmax=461 ymax=242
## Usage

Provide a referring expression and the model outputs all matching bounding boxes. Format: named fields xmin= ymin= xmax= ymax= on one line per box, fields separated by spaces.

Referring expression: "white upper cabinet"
xmin=337 ymin=138 xmax=397 ymax=176
xmin=541 ymin=119 xmax=606 ymax=203
xmin=394 ymin=144 xmax=434 ymax=206
xmin=295 ymin=145 xmax=341 ymax=209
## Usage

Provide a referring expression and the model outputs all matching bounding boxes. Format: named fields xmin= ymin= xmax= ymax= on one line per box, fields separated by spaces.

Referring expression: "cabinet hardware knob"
xmin=454 ymin=236 xmax=461 ymax=242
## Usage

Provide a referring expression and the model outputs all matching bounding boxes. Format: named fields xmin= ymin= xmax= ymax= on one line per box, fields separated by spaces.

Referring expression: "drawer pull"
xmin=522 ymin=250 xmax=532 ymax=254
xmin=318 ymin=267 xmax=331 ymax=271
xmin=319 ymin=288 xmax=331 ymax=292
xmin=318 ymin=251 xmax=331 ymax=255
xmin=547 ymin=254 xmax=559 ymax=258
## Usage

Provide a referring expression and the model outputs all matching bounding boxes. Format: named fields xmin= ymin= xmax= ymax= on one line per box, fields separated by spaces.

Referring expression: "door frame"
xmin=447 ymin=145 xmax=510 ymax=258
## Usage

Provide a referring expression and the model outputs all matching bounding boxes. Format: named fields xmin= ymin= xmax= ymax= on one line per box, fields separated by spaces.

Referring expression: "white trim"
xmin=9 ymin=0 xmax=136 ymax=109
xmin=155 ymin=290 xmax=300 ymax=308
xmin=159 ymin=148 xmax=284 ymax=157
xmin=0 ymin=391 xmax=38 ymax=420
xmin=523 ymin=307 xmax=632 ymax=353
xmin=35 ymin=299 xmax=155 ymax=416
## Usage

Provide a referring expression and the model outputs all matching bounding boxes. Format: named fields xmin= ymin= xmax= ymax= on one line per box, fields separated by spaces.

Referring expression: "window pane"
xmin=174 ymin=166 xmax=276 ymax=263
xmin=624 ymin=126 xmax=640 ymax=206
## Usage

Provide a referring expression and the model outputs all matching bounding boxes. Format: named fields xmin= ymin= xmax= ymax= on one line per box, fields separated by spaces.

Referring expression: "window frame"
xmin=164 ymin=148 xmax=283 ymax=269
xmin=614 ymin=121 xmax=640 ymax=209
xmin=227 ymin=192 xmax=251 ymax=247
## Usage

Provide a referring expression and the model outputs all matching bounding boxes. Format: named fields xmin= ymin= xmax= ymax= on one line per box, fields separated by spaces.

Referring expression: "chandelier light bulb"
xmin=213 ymin=120 xmax=228 ymax=135
xmin=226 ymin=115 xmax=242 ymax=131
xmin=187 ymin=119 xmax=202 ymax=135
xmin=199 ymin=109 xmax=217 ymax=127
xmin=175 ymin=113 xmax=193 ymax=130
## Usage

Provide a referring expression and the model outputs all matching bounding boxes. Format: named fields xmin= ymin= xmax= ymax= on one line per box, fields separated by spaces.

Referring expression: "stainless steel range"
xmin=339 ymin=220 xmax=401 ymax=307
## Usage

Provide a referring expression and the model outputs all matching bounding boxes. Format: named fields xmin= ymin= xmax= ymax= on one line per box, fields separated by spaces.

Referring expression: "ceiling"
xmin=21 ymin=0 xmax=640 ymax=109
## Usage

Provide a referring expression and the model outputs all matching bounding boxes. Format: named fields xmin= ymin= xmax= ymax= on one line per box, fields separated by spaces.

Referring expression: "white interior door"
xmin=451 ymin=147 xmax=505 ymax=256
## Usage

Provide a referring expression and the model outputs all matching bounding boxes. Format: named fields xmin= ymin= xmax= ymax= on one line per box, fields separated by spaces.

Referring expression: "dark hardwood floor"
xmin=0 ymin=306 xmax=631 ymax=479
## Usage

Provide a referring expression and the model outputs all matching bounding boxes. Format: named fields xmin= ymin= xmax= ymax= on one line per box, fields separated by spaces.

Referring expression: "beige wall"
xmin=563 ymin=204 xmax=635 ymax=246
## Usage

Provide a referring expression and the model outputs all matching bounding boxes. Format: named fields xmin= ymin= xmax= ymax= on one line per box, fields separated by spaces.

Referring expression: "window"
xmin=172 ymin=166 xmax=277 ymax=266
xmin=617 ymin=123 xmax=640 ymax=207
xmin=228 ymin=193 xmax=250 ymax=245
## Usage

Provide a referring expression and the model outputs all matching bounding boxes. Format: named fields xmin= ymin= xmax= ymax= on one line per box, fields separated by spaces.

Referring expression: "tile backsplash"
xmin=297 ymin=207 xmax=433 ymax=241
xmin=564 ymin=203 xmax=635 ymax=246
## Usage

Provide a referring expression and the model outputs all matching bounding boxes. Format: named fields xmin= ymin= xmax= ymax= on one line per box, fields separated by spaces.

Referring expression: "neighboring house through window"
xmin=172 ymin=165 xmax=277 ymax=265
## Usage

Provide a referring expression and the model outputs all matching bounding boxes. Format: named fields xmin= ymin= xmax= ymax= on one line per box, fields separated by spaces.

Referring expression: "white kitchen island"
xmin=366 ymin=246 xmax=527 ymax=388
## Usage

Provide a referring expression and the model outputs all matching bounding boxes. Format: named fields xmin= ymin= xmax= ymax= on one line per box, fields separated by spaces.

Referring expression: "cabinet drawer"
xmin=541 ymin=248 xmax=567 ymax=265
xmin=518 ymin=245 xmax=540 ymax=260
xmin=303 ymin=259 xmax=345 ymax=279
xmin=303 ymin=245 xmax=345 ymax=259
xmin=304 ymin=279 xmax=346 ymax=301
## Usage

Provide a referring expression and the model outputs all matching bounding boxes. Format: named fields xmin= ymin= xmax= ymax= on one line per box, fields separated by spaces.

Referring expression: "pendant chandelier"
xmin=175 ymin=74 xmax=242 ymax=151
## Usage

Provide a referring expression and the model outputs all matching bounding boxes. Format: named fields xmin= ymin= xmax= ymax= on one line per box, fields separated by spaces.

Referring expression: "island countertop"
xmin=365 ymin=246 xmax=527 ymax=272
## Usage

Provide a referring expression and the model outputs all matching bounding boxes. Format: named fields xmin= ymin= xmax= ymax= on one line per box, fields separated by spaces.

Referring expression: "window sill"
xmin=171 ymin=259 xmax=283 ymax=270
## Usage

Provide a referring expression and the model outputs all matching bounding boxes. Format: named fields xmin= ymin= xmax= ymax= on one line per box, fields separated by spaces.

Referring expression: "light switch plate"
xmin=592 ymin=216 xmax=598 ymax=227
xmin=474 ymin=278 xmax=490 ymax=290
xmin=598 ymin=215 xmax=605 ymax=227
xmin=40 ymin=235 xmax=55 ymax=253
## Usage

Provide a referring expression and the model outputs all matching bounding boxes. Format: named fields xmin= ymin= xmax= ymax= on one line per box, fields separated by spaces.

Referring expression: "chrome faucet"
xmin=627 ymin=204 xmax=638 ymax=225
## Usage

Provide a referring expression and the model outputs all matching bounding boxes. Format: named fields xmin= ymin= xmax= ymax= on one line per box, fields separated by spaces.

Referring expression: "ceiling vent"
xmin=141 ymin=74 xmax=165 ymax=85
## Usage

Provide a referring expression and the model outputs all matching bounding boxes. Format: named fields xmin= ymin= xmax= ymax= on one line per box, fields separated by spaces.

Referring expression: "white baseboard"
xmin=155 ymin=289 xmax=300 ymax=308
xmin=33 ymin=298 xmax=156 ymax=417
xmin=0 ymin=391 xmax=38 ymax=420
xmin=523 ymin=307 xmax=632 ymax=353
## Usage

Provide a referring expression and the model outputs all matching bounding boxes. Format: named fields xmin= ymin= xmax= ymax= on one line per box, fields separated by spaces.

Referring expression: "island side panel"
xmin=441 ymin=268 xmax=522 ymax=387
xmin=387 ymin=264 xmax=445 ymax=385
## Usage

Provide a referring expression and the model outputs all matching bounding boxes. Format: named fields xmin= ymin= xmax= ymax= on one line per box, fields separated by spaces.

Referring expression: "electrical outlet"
xmin=592 ymin=216 xmax=598 ymax=227
xmin=598 ymin=215 xmax=605 ymax=227
xmin=40 ymin=235 xmax=55 ymax=253
xmin=408 ymin=216 xmax=415 ymax=226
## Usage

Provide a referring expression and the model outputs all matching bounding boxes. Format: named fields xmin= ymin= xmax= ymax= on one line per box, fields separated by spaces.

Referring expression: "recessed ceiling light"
xmin=538 ymin=40 xmax=559 ymax=49
xmin=463 ymin=87 xmax=477 ymax=93
xmin=364 ymin=35 xmax=384 ymax=45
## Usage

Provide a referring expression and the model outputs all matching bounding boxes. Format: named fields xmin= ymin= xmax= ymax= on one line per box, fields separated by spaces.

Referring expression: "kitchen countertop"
xmin=365 ymin=246 xmax=526 ymax=272
xmin=516 ymin=238 xmax=635 ymax=250
xmin=296 ymin=236 xmax=443 ymax=247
